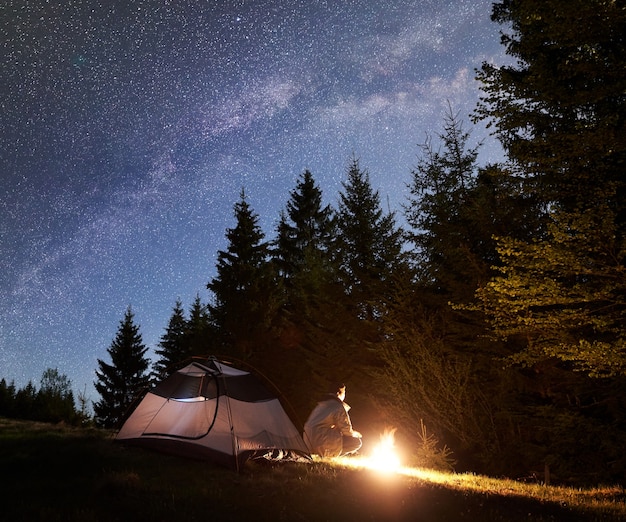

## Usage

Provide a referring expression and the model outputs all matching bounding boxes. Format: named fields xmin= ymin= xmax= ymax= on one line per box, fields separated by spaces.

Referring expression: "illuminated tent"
xmin=116 ymin=357 xmax=310 ymax=470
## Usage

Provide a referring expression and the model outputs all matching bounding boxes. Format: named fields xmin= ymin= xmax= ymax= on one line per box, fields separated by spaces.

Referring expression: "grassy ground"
xmin=1 ymin=418 xmax=624 ymax=521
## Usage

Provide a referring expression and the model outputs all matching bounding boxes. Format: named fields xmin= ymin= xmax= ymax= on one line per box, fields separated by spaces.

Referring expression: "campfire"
xmin=367 ymin=427 xmax=401 ymax=472
xmin=331 ymin=427 xmax=403 ymax=475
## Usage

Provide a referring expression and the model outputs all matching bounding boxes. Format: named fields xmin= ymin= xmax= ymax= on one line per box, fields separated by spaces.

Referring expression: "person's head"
xmin=330 ymin=382 xmax=346 ymax=401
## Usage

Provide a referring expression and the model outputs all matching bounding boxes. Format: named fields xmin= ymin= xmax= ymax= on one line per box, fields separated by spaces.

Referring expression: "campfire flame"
xmin=368 ymin=427 xmax=400 ymax=472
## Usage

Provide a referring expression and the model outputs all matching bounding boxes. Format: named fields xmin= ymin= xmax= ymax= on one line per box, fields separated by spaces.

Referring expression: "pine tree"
xmin=405 ymin=107 xmax=543 ymax=301
xmin=186 ymin=294 xmax=211 ymax=356
xmin=335 ymin=157 xmax=404 ymax=318
xmin=313 ymin=156 xmax=406 ymax=390
xmin=14 ymin=381 xmax=37 ymax=421
xmin=475 ymin=0 xmax=626 ymax=220
xmin=474 ymin=0 xmax=626 ymax=377
xmin=405 ymin=106 xmax=482 ymax=297
xmin=0 ymin=378 xmax=16 ymax=417
xmin=274 ymin=170 xmax=336 ymax=310
xmin=153 ymin=299 xmax=189 ymax=378
xmin=266 ymin=171 xmax=340 ymax=410
xmin=207 ymin=189 xmax=282 ymax=360
xmin=94 ymin=306 xmax=151 ymax=428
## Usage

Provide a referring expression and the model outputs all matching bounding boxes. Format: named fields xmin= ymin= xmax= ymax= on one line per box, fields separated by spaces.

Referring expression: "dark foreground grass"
xmin=1 ymin=418 xmax=624 ymax=521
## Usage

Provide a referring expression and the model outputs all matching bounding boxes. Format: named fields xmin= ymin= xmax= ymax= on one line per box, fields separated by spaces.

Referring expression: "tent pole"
xmin=221 ymin=374 xmax=239 ymax=473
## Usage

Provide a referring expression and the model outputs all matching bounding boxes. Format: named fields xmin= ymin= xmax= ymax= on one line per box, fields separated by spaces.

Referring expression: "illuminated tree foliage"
xmin=375 ymin=280 xmax=496 ymax=453
xmin=474 ymin=0 xmax=626 ymax=376
xmin=479 ymin=208 xmax=626 ymax=377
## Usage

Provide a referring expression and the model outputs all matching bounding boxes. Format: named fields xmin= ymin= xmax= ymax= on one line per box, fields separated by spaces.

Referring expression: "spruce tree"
xmin=405 ymin=107 xmax=542 ymax=302
xmin=314 ymin=156 xmax=406 ymax=390
xmin=475 ymin=0 xmax=626 ymax=220
xmin=14 ymin=381 xmax=37 ymax=421
xmin=405 ymin=106 xmax=482 ymax=298
xmin=335 ymin=157 xmax=404 ymax=317
xmin=94 ymin=306 xmax=151 ymax=428
xmin=153 ymin=299 xmax=189 ymax=378
xmin=468 ymin=0 xmax=626 ymax=480
xmin=269 ymin=171 xmax=340 ymax=409
xmin=0 ymin=379 xmax=16 ymax=418
xmin=474 ymin=0 xmax=626 ymax=376
xmin=207 ymin=189 xmax=282 ymax=360
xmin=274 ymin=170 xmax=336 ymax=310
xmin=186 ymin=294 xmax=211 ymax=356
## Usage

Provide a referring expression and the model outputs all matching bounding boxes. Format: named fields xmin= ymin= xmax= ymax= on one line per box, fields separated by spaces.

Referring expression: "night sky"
xmin=1 ymin=0 xmax=506 ymax=403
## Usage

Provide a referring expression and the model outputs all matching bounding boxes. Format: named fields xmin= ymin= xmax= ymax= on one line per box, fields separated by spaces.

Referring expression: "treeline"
xmin=0 ymin=369 xmax=89 ymax=425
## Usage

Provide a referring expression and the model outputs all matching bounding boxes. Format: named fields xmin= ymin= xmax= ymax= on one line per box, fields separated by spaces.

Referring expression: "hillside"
xmin=1 ymin=418 xmax=624 ymax=521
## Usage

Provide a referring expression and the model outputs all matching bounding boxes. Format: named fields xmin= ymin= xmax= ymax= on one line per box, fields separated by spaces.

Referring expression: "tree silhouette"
xmin=274 ymin=170 xmax=336 ymax=313
xmin=153 ymin=298 xmax=189 ymax=378
xmin=336 ymin=157 xmax=404 ymax=319
xmin=94 ymin=306 xmax=151 ymax=428
xmin=186 ymin=294 xmax=211 ymax=356
xmin=36 ymin=368 xmax=76 ymax=423
xmin=207 ymin=189 xmax=282 ymax=360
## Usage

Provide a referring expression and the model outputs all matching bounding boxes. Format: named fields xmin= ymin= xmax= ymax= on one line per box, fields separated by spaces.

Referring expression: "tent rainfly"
xmin=116 ymin=357 xmax=310 ymax=470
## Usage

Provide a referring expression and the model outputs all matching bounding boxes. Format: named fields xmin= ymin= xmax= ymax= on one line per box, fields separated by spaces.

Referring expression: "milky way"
xmin=1 ymin=0 xmax=505 ymax=403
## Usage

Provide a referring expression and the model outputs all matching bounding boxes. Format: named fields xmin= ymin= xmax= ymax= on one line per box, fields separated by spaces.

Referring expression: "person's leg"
xmin=341 ymin=435 xmax=362 ymax=455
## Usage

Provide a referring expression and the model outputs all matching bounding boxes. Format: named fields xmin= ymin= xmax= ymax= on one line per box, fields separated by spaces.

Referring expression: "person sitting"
xmin=303 ymin=382 xmax=362 ymax=457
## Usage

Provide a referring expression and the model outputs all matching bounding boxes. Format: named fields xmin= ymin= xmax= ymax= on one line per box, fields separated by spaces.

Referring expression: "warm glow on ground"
xmin=324 ymin=438 xmax=626 ymax=518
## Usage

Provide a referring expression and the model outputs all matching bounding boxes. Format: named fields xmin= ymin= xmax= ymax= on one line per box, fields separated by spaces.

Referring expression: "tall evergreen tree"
xmin=475 ymin=0 xmax=626 ymax=221
xmin=405 ymin=106 xmax=542 ymax=301
xmin=274 ymin=170 xmax=336 ymax=309
xmin=94 ymin=306 xmax=151 ymax=428
xmin=335 ymin=157 xmax=404 ymax=318
xmin=207 ymin=189 xmax=282 ymax=360
xmin=405 ymin=106 xmax=482 ymax=298
xmin=269 ymin=171 xmax=340 ymax=410
xmin=474 ymin=0 xmax=626 ymax=377
xmin=468 ymin=1 xmax=626 ymax=481
xmin=186 ymin=294 xmax=211 ymax=356
xmin=153 ymin=298 xmax=188 ymax=378
xmin=0 ymin=379 xmax=16 ymax=418
xmin=14 ymin=381 xmax=37 ymax=421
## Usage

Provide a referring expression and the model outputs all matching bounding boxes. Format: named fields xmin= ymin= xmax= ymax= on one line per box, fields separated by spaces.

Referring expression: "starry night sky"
xmin=1 ymin=0 xmax=506 ymax=403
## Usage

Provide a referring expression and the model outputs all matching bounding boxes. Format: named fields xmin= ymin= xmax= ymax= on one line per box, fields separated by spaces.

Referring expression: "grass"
xmin=1 ymin=418 xmax=624 ymax=521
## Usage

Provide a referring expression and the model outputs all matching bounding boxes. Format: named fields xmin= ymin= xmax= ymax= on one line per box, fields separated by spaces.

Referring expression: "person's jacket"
xmin=303 ymin=394 xmax=355 ymax=457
